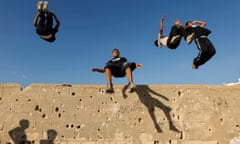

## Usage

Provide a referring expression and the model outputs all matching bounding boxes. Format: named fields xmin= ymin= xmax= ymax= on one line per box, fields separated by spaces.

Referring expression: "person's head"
xmin=47 ymin=129 xmax=57 ymax=140
xmin=174 ymin=19 xmax=181 ymax=26
xmin=19 ymin=119 xmax=29 ymax=129
xmin=185 ymin=21 xmax=193 ymax=27
xmin=154 ymin=39 xmax=162 ymax=47
xmin=112 ymin=48 xmax=120 ymax=58
xmin=154 ymin=40 xmax=159 ymax=47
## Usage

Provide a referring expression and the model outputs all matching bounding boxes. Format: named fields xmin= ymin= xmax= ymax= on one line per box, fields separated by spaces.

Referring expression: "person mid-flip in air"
xmin=185 ymin=20 xmax=216 ymax=69
xmin=154 ymin=15 xmax=185 ymax=49
xmin=34 ymin=1 xmax=60 ymax=42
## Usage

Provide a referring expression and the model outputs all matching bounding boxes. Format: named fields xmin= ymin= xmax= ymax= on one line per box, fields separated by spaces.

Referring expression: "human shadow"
xmin=8 ymin=119 xmax=31 ymax=144
xmin=40 ymin=129 xmax=57 ymax=144
xmin=122 ymin=85 xmax=180 ymax=133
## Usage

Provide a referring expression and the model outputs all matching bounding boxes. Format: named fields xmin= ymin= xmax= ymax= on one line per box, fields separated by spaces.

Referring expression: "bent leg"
xmin=105 ymin=68 xmax=112 ymax=86
xmin=105 ymin=68 xmax=114 ymax=93
xmin=38 ymin=12 xmax=45 ymax=26
xmin=36 ymin=13 xmax=46 ymax=35
xmin=125 ymin=67 xmax=133 ymax=84
xmin=193 ymin=38 xmax=216 ymax=68
xmin=46 ymin=14 xmax=53 ymax=30
xmin=167 ymin=26 xmax=182 ymax=49
xmin=125 ymin=66 xmax=136 ymax=92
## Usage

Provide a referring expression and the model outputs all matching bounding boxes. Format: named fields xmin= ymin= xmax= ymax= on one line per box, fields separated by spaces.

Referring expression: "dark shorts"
xmin=105 ymin=62 xmax=136 ymax=77
xmin=36 ymin=27 xmax=58 ymax=42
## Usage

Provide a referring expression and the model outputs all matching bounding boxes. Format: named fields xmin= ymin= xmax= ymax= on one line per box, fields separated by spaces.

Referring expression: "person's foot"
xmin=43 ymin=1 xmax=48 ymax=12
xmin=128 ymin=82 xmax=136 ymax=93
xmin=37 ymin=1 xmax=43 ymax=11
xmin=186 ymin=33 xmax=195 ymax=44
xmin=192 ymin=63 xmax=198 ymax=69
xmin=106 ymin=84 xmax=114 ymax=93
xmin=170 ymin=35 xmax=181 ymax=44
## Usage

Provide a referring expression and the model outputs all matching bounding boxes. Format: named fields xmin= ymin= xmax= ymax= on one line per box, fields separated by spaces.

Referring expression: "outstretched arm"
xmin=159 ymin=15 xmax=166 ymax=38
xmin=192 ymin=20 xmax=206 ymax=28
xmin=53 ymin=13 xmax=60 ymax=29
xmin=92 ymin=68 xmax=105 ymax=73
xmin=33 ymin=12 xmax=41 ymax=26
xmin=48 ymin=12 xmax=60 ymax=30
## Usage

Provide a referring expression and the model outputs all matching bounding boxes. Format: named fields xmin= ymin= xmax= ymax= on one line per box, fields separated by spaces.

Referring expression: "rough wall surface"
xmin=0 ymin=84 xmax=240 ymax=144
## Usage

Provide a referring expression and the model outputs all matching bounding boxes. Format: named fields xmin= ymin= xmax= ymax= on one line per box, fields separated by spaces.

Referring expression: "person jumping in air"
xmin=185 ymin=20 xmax=216 ymax=69
xmin=154 ymin=15 xmax=185 ymax=49
xmin=92 ymin=48 xmax=143 ymax=93
xmin=33 ymin=1 xmax=60 ymax=42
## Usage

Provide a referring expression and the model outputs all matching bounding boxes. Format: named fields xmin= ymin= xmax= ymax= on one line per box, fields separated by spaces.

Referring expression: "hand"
xmin=161 ymin=15 xmax=166 ymax=21
xmin=136 ymin=64 xmax=143 ymax=68
xmin=92 ymin=68 xmax=98 ymax=72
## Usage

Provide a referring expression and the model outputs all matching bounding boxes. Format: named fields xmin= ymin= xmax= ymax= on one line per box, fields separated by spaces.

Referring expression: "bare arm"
xmin=49 ymin=12 xmax=60 ymax=30
xmin=92 ymin=68 xmax=105 ymax=73
xmin=159 ymin=15 xmax=166 ymax=38
xmin=192 ymin=20 xmax=206 ymax=28
xmin=33 ymin=12 xmax=41 ymax=26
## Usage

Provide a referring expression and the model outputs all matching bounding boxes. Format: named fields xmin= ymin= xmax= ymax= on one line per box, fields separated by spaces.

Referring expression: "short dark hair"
xmin=154 ymin=40 xmax=159 ymax=47
xmin=112 ymin=48 xmax=120 ymax=57
xmin=185 ymin=21 xmax=192 ymax=26
xmin=112 ymin=48 xmax=119 ymax=53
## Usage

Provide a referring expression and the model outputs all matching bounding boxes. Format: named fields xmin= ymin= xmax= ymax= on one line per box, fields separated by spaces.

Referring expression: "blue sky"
xmin=0 ymin=0 xmax=239 ymax=86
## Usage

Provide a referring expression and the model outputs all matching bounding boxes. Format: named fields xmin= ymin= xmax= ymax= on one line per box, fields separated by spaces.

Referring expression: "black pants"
xmin=36 ymin=13 xmax=53 ymax=35
xmin=167 ymin=25 xmax=185 ymax=49
xmin=193 ymin=37 xmax=216 ymax=67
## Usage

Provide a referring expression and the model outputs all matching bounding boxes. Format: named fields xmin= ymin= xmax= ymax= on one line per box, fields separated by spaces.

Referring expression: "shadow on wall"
xmin=122 ymin=85 xmax=180 ymax=133
xmin=40 ymin=129 xmax=58 ymax=144
xmin=8 ymin=119 xmax=31 ymax=144
xmin=8 ymin=119 xmax=57 ymax=144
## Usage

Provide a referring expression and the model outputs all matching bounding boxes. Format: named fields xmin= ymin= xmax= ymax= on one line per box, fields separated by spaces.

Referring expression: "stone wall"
xmin=0 ymin=84 xmax=240 ymax=144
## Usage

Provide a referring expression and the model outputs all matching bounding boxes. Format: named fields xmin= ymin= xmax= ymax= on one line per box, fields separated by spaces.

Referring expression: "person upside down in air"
xmin=33 ymin=1 xmax=60 ymax=42
xmin=185 ymin=20 xmax=216 ymax=69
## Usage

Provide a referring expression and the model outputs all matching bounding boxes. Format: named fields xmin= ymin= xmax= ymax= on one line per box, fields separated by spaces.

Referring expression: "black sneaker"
xmin=106 ymin=84 xmax=114 ymax=93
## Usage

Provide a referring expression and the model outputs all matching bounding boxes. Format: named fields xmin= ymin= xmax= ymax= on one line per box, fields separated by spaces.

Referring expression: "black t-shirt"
xmin=185 ymin=26 xmax=211 ymax=39
xmin=105 ymin=57 xmax=127 ymax=67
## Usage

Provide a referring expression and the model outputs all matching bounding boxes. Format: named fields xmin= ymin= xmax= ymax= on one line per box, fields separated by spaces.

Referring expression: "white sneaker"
xmin=37 ymin=1 xmax=43 ymax=11
xmin=128 ymin=82 xmax=136 ymax=93
xmin=43 ymin=1 xmax=48 ymax=12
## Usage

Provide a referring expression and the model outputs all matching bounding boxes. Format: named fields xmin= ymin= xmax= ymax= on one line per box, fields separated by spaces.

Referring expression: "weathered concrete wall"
xmin=0 ymin=84 xmax=240 ymax=144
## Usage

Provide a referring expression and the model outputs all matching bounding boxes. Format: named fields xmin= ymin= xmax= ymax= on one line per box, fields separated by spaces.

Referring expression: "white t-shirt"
xmin=157 ymin=33 xmax=168 ymax=47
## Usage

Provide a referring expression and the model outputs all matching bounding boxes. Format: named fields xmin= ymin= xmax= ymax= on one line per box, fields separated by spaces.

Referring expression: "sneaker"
xmin=192 ymin=63 xmax=198 ymax=69
xmin=106 ymin=84 xmax=114 ymax=93
xmin=128 ymin=82 xmax=136 ymax=93
xmin=37 ymin=1 xmax=43 ymax=11
xmin=186 ymin=33 xmax=195 ymax=44
xmin=170 ymin=35 xmax=181 ymax=44
xmin=43 ymin=1 xmax=48 ymax=12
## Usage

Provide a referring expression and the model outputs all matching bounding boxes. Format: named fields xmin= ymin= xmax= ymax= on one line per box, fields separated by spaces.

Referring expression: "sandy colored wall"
xmin=0 ymin=84 xmax=240 ymax=144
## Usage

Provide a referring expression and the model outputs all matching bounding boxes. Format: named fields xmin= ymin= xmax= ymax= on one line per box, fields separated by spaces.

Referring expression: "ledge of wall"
xmin=0 ymin=83 xmax=240 ymax=144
